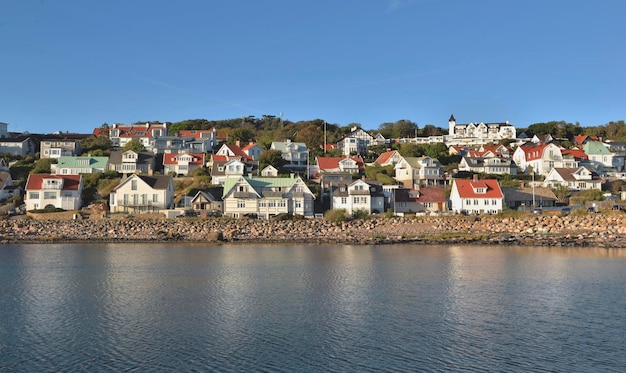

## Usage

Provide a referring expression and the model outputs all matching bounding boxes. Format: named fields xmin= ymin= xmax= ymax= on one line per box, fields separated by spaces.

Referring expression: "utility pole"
xmin=323 ymin=121 xmax=327 ymax=155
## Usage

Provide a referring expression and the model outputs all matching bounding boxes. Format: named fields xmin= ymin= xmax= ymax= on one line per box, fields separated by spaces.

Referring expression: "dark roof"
xmin=136 ymin=175 xmax=171 ymax=189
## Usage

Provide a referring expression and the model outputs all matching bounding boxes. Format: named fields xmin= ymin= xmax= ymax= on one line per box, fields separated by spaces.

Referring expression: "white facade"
xmin=109 ymin=174 xmax=174 ymax=213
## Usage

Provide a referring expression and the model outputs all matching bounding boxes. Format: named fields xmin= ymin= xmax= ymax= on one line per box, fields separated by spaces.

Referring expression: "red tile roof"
xmin=374 ymin=150 xmax=398 ymax=165
xmin=519 ymin=143 xmax=551 ymax=161
xmin=163 ymin=152 xmax=205 ymax=165
xmin=561 ymin=149 xmax=589 ymax=160
xmin=453 ymin=179 xmax=503 ymax=199
xmin=317 ymin=156 xmax=365 ymax=171
xmin=25 ymin=174 xmax=82 ymax=191
xmin=178 ymin=129 xmax=215 ymax=139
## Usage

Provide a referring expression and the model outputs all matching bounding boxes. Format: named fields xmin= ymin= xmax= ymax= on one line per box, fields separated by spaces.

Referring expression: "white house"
xmin=337 ymin=127 xmax=375 ymax=156
xmin=109 ymin=174 xmax=175 ymax=213
xmin=24 ymin=174 xmax=83 ymax=211
xmin=394 ymin=156 xmax=445 ymax=188
xmin=512 ymin=143 xmax=563 ymax=175
xmin=163 ymin=151 xmax=205 ymax=176
xmin=449 ymin=177 xmax=504 ymax=214
xmin=270 ymin=140 xmax=309 ymax=173
xmin=447 ymin=115 xmax=516 ymax=141
xmin=52 ymin=156 xmax=109 ymax=174
xmin=222 ymin=174 xmax=315 ymax=218
xmin=331 ymin=179 xmax=385 ymax=215
xmin=543 ymin=167 xmax=602 ymax=191
xmin=584 ymin=141 xmax=625 ymax=173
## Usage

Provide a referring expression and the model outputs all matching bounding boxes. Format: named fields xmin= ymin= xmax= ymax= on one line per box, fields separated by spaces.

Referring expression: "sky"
xmin=1 ymin=0 xmax=625 ymax=135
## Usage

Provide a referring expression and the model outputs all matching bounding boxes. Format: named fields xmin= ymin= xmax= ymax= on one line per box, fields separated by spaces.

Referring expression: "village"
xmin=0 ymin=115 xmax=625 ymax=221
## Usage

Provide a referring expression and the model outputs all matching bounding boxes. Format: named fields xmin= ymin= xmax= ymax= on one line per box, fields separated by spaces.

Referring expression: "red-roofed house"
xmin=449 ymin=177 xmax=503 ymax=214
xmin=512 ymin=143 xmax=563 ymax=175
xmin=573 ymin=135 xmax=599 ymax=146
xmin=374 ymin=150 xmax=403 ymax=166
xmin=215 ymin=143 xmax=253 ymax=162
xmin=163 ymin=151 xmax=205 ymax=176
xmin=107 ymin=122 xmax=168 ymax=150
xmin=25 ymin=174 xmax=83 ymax=211
xmin=314 ymin=156 xmax=365 ymax=175
xmin=241 ymin=142 xmax=265 ymax=161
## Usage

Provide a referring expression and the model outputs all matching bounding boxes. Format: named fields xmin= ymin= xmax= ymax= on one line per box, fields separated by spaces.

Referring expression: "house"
xmin=448 ymin=145 xmax=468 ymax=156
xmin=178 ymin=129 xmax=218 ymax=152
xmin=270 ymin=140 xmax=309 ymax=173
xmin=530 ymin=134 xmax=555 ymax=145
xmin=501 ymin=187 xmax=558 ymax=209
xmin=583 ymin=141 xmax=625 ymax=173
xmin=152 ymin=136 xmax=190 ymax=154
xmin=449 ymin=177 xmax=504 ymax=214
xmin=543 ymin=167 xmax=602 ymax=191
xmin=331 ymin=179 xmax=385 ymax=215
xmin=391 ymin=187 xmax=447 ymax=214
xmin=106 ymin=122 xmax=168 ymax=150
xmin=573 ymin=135 xmax=599 ymax=146
xmin=109 ymin=174 xmax=175 ymax=213
xmin=163 ymin=151 xmax=205 ymax=176
xmin=39 ymin=135 xmax=84 ymax=158
xmin=336 ymin=127 xmax=375 ymax=156
xmin=458 ymin=156 xmax=518 ymax=175
xmin=447 ymin=115 xmax=516 ymax=141
xmin=215 ymin=143 xmax=253 ymax=161
xmin=512 ymin=143 xmax=564 ymax=175
xmin=222 ymin=174 xmax=315 ymax=218
xmin=0 ymin=135 xmax=36 ymax=156
xmin=209 ymin=155 xmax=258 ymax=185
xmin=560 ymin=149 xmax=587 ymax=168
xmin=24 ymin=174 xmax=83 ymax=211
xmin=478 ymin=144 xmax=511 ymax=157
xmin=394 ymin=156 xmax=445 ymax=187
xmin=313 ymin=156 xmax=365 ymax=178
xmin=189 ymin=187 xmax=223 ymax=214
xmin=373 ymin=150 xmax=404 ymax=167
xmin=108 ymin=150 xmax=156 ymax=174
xmin=241 ymin=142 xmax=265 ymax=161
xmin=261 ymin=165 xmax=279 ymax=177
xmin=52 ymin=155 xmax=109 ymax=174
xmin=0 ymin=159 xmax=22 ymax=201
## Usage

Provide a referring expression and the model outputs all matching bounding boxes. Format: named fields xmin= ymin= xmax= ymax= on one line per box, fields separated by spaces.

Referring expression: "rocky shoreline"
xmin=1 ymin=213 xmax=625 ymax=248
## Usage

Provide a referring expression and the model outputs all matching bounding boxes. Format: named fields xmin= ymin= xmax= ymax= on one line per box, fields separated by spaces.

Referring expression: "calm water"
xmin=0 ymin=243 xmax=624 ymax=372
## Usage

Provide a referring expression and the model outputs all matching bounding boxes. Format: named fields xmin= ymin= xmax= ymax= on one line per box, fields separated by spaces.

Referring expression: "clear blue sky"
xmin=2 ymin=0 xmax=625 ymax=134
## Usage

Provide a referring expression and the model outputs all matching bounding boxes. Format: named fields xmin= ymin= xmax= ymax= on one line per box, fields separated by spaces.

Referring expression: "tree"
xmin=378 ymin=120 xmax=418 ymax=139
xmin=551 ymin=185 xmax=570 ymax=204
xmin=122 ymin=139 xmax=146 ymax=152
xmin=398 ymin=143 xmax=423 ymax=157
xmin=295 ymin=124 xmax=324 ymax=150
xmin=30 ymin=158 xmax=54 ymax=174
xmin=259 ymin=149 xmax=287 ymax=171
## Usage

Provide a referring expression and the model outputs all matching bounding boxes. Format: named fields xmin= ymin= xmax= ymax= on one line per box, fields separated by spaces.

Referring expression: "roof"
xmin=452 ymin=179 xmax=503 ymax=199
xmin=395 ymin=187 xmax=445 ymax=203
xmin=163 ymin=152 xmax=205 ymax=165
xmin=583 ymin=141 xmax=611 ymax=155
xmin=108 ymin=150 xmax=155 ymax=165
xmin=178 ymin=129 xmax=215 ymax=139
xmin=56 ymin=156 xmax=109 ymax=169
xmin=25 ymin=174 xmax=82 ymax=191
xmin=561 ymin=149 xmax=588 ymax=160
xmin=501 ymin=187 xmax=557 ymax=202
xmin=316 ymin=156 xmax=364 ymax=171
xmin=223 ymin=175 xmax=310 ymax=198
xmin=518 ymin=143 xmax=554 ymax=161
xmin=374 ymin=150 xmax=399 ymax=165
xmin=130 ymin=174 xmax=172 ymax=190
xmin=550 ymin=167 xmax=601 ymax=182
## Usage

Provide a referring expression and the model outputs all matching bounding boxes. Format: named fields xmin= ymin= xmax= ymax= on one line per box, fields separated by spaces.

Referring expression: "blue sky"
xmin=1 ymin=0 xmax=624 ymax=134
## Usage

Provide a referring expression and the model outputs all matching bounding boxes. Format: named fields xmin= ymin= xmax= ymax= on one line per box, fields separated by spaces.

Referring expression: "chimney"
xmin=473 ymin=174 xmax=479 ymax=182
xmin=236 ymin=140 xmax=241 ymax=147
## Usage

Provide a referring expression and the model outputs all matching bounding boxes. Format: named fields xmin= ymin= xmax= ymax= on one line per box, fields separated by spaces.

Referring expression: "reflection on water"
xmin=0 ymin=244 xmax=624 ymax=372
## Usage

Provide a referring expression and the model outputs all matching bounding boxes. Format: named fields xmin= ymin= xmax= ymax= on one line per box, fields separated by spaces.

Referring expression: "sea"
xmin=0 ymin=243 xmax=624 ymax=372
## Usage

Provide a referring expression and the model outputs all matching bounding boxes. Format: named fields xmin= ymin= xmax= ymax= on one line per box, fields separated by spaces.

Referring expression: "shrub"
xmin=352 ymin=209 xmax=369 ymax=220
xmin=324 ymin=209 xmax=348 ymax=223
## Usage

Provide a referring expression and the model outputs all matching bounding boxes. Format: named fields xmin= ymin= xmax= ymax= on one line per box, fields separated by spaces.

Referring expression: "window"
xmin=295 ymin=200 xmax=302 ymax=208
xmin=474 ymin=199 xmax=479 ymax=205
xmin=131 ymin=180 xmax=137 ymax=190
xmin=152 ymin=194 xmax=158 ymax=202
xmin=341 ymin=197 xmax=347 ymax=204
xmin=278 ymin=200 xmax=286 ymax=208
xmin=44 ymin=191 xmax=56 ymax=199
xmin=237 ymin=200 xmax=245 ymax=208
xmin=29 ymin=192 xmax=39 ymax=199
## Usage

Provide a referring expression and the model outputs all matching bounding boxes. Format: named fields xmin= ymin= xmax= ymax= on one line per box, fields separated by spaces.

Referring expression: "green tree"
xmin=259 ymin=149 xmax=287 ymax=171
xmin=551 ymin=185 xmax=570 ymax=204
xmin=30 ymin=158 xmax=54 ymax=174
xmin=398 ymin=143 xmax=423 ymax=157
xmin=122 ymin=139 xmax=146 ymax=152
xmin=295 ymin=124 xmax=324 ymax=150
xmin=378 ymin=120 xmax=418 ymax=139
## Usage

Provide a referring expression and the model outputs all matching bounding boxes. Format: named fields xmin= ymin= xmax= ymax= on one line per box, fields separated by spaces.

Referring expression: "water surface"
xmin=0 ymin=244 xmax=624 ymax=372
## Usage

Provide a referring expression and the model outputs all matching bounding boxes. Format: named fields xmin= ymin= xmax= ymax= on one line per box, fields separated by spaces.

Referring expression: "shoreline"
xmin=1 ymin=213 xmax=625 ymax=248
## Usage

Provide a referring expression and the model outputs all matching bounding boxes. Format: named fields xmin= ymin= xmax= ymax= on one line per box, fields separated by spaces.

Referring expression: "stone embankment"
xmin=1 ymin=213 xmax=625 ymax=247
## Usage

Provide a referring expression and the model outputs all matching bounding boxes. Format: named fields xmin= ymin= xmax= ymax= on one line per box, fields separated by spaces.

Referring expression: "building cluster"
xmin=1 ymin=115 xmax=624 ymax=218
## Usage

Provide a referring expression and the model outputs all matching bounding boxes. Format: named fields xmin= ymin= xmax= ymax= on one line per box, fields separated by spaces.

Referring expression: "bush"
xmin=352 ymin=209 xmax=369 ymax=220
xmin=324 ymin=209 xmax=348 ymax=223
